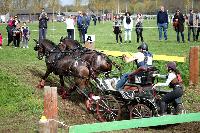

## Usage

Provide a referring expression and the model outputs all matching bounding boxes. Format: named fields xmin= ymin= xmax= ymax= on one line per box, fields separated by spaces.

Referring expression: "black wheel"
xmin=96 ymin=95 xmax=121 ymax=122
xmin=130 ymin=104 xmax=152 ymax=119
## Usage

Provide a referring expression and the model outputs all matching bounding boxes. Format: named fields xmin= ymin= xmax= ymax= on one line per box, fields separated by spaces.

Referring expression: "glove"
xmin=152 ymin=74 xmax=160 ymax=77
xmin=152 ymin=84 xmax=157 ymax=89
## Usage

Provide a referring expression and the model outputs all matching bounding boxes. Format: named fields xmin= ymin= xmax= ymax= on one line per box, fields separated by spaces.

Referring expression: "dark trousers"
xmin=115 ymin=33 xmax=122 ymax=43
xmin=13 ymin=36 xmax=20 ymax=47
xmin=67 ymin=29 xmax=74 ymax=40
xmin=177 ymin=31 xmax=184 ymax=43
xmin=39 ymin=28 xmax=47 ymax=43
xmin=78 ymin=28 xmax=83 ymax=43
xmin=81 ymin=28 xmax=87 ymax=44
xmin=136 ymin=31 xmax=143 ymax=43
xmin=7 ymin=32 xmax=13 ymax=46
xmin=160 ymin=86 xmax=183 ymax=115
xmin=188 ymin=26 xmax=196 ymax=41
xmin=197 ymin=25 xmax=200 ymax=40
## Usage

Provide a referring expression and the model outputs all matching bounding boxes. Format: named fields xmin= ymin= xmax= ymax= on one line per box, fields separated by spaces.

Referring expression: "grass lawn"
xmin=0 ymin=19 xmax=199 ymax=132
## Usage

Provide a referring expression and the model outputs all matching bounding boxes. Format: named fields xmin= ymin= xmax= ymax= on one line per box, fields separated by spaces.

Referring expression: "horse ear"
xmin=60 ymin=36 xmax=63 ymax=42
xmin=33 ymin=39 xmax=39 ymax=44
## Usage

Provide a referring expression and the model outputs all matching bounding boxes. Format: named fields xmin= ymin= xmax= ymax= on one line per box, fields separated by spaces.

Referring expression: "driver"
xmin=115 ymin=42 xmax=153 ymax=91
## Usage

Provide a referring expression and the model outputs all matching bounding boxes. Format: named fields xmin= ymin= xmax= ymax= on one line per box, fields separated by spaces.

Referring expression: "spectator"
xmin=6 ymin=16 xmax=14 ymax=46
xmin=13 ymin=15 xmax=20 ymax=27
xmin=0 ymin=32 xmax=2 ymax=49
xmin=77 ymin=11 xmax=83 ymax=43
xmin=157 ymin=6 xmax=168 ymax=41
xmin=113 ymin=15 xmax=122 ymax=44
xmin=173 ymin=9 xmax=185 ymax=43
xmin=81 ymin=12 xmax=90 ymax=44
xmin=21 ymin=22 xmax=30 ymax=48
xmin=12 ymin=23 xmax=22 ymax=48
xmin=135 ymin=13 xmax=144 ymax=43
xmin=123 ymin=12 xmax=133 ymax=43
xmin=93 ymin=15 xmax=97 ymax=26
xmin=197 ymin=10 xmax=200 ymax=41
xmin=186 ymin=9 xmax=198 ymax=42
xmin=65 ymin=15 xmax=75 ymax=40
xmin=38 ymin=8 xmax=49 ymax=43
xmin=98 ymin=16 xmax=101 ymax=23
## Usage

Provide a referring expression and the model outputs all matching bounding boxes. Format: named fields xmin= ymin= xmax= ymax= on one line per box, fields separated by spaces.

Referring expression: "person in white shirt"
xmin=153 ymin=61 xmax=183 ymax=115
xmin=116 ymin=42 xmax=153 ymax=90
xmin=123 ymin=12 xmax=133 ymax=43
xmin=65 ymin=15 xmax=75 ymax=40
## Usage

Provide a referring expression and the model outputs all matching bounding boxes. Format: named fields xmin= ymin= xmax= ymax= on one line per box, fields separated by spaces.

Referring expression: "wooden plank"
xmin=69 ymin=113 xmax=200 ymax=133
xmin=40 ymin=86 xmax=58 ymax=133
xmin=100 ymin=50 xmax=186 ymax=62
xmin=189 ymin=46 xmax=199 ymax=85
xmin=44 ymin=86 xmax=58 ymax=119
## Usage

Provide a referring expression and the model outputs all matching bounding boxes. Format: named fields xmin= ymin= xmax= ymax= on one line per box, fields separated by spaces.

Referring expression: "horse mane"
xmin=43 ymin=39 xmax=57 ymax=47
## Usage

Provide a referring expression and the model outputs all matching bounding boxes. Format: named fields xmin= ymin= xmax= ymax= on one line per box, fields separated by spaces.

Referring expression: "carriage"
xmin=85 ymin=65 xmax=186 ymax=122
xmin=34 ymin=38 xmax=185 ymax=122
xmin=85 ymin=66 xmax=161 ymax=121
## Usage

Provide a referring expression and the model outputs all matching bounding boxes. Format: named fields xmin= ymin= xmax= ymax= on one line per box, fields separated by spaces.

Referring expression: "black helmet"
xmin=137 ymin=42 xmax=148 ymax=51
xmin=167 ymin=61 xmax=176 ymax=71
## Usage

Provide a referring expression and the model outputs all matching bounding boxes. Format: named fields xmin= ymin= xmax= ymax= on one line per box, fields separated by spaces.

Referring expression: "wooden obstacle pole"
xmin=189 ymin=46 xmax=199 ymax=86
xmin=69 ymin=113 xmax=200 ymax=133
xmin=39 ymin=86 xmax=58 ymax=133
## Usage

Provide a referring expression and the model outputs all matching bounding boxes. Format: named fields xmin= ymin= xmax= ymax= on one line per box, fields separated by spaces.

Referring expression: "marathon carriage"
xmin=86 ymin=65 xmax=186 ymax=122
xmin=86 ymin=66 xmax=161 ymax=121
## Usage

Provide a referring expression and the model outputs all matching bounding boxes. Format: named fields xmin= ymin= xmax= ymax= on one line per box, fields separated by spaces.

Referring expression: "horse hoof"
xmin=58 ymin=87 xmax=65 ymax=95
xmin=36 ymin=84 xmax=44 ymax=89
xmin=85 ymin=99 xmax=92 ymax=111
xmin=61 ymin=92 xmax=70 ymax=99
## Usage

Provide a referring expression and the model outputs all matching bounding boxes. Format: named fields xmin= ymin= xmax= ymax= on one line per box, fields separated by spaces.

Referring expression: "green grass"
xmin=0 ymin=19 xmax=199 ymax=131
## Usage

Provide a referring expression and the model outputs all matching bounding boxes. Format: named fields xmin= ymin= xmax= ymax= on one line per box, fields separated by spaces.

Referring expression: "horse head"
xmin=34 ymin=39 xmax=57 ymax=60
xmin=33 ymin=39 xmax=39 ymax=51
xmin=59 ymin=37 xmax=82 ymax=51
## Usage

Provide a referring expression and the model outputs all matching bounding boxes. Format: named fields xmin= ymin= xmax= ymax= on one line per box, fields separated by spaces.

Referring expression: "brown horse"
xmin=33 ymin=39 xmax=91 ymax=98
xmin=59 ymin=37 xmax=121 ymax=79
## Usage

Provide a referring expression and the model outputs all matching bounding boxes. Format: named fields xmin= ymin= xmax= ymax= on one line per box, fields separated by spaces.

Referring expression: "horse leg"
xmin=61 ymin=85 xmax=76 ymax=99
xmin=61 ymin=78 xmax=88 ymax=99
xmin=37 ymin=69 xmax=51 ymax=89
xmin=58 ymin=75 xmax=65 ymax=95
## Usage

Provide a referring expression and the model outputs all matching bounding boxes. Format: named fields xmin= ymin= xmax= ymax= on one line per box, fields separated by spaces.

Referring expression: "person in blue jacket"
xmin=157 ymin=6 xmax=168 ymax=41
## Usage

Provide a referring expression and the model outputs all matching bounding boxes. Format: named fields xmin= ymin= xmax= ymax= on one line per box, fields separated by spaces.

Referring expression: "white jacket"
xmin=65 ymin=18 xmax=75 ymax=29
xmin=123 ymin=16 xmax=133 ymax=30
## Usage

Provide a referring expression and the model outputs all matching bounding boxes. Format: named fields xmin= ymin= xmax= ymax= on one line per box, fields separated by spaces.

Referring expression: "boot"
xmin=175 ymin=104 xmax=184 ymax=115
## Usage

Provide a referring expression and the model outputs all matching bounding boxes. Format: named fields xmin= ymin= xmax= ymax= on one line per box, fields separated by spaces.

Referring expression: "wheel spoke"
xmin=130 ymin=104 xmax=152 ymax=119
xmin=96 ymin=95 xmax=121 ymax=121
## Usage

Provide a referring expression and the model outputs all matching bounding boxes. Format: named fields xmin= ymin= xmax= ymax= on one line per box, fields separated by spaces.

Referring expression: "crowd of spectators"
xmin=0 ymin=6 xmax=199 ymax=49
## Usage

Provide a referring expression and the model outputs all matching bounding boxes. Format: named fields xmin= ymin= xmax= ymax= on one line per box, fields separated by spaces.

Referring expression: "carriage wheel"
xmin=130 ymin=104 xmax=152 ymax=119
xmin=96 ymin=95 xmax=121 ymax=122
